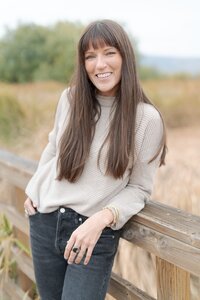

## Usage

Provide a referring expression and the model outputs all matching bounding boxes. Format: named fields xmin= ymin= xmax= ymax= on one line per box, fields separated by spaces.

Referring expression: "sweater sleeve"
xmin=107 ymin=110 xmax=164 ymax=230
xmin=36 ymin=89 xmax=68 ymax=170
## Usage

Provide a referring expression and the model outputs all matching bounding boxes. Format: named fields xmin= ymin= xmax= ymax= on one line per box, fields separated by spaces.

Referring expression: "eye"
xmin=85 ymin=54 xmax=96 ymax=60
xmin=106 ymin=51 xmax=116 ymax=56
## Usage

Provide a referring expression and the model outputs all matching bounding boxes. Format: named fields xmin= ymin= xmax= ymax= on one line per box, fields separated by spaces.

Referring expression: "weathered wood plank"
xmin=190 ymin=274 xmax=200 ymax=299
xmin=3 ymin=278 xmax=32 ymax=300
xmin=122 ymin=222 xmax=200 ymax=277
xmin=108 ymin=272 xmax=156 ymax=300
xmin=0 ymin=202 xmax=29 ymax=236
xmin=11 ymin=246 xmax=35 ymax=282
xmin=156 ymin=257 xmax=190 ymax=300
xmin=0 ymin=163 xmax=32 ymax=190
xmin=0 ymin=149 xmax=37 ymax=189
xmin=0 ymin=149 xmax=37 ymax=174
xmin=133 ymin=200 xmax=200 ymax=248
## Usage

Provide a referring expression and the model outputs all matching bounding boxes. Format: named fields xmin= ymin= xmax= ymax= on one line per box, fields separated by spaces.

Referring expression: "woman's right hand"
xmin=24 ymin=197 xmax=38 ymax=216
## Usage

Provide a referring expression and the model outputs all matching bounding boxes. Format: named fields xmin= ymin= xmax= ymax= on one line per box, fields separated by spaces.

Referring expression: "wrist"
xmin=102 ymin=206 xmax=119 ymax=227
xmin=96 ymin=209 xmax=114 ymax=229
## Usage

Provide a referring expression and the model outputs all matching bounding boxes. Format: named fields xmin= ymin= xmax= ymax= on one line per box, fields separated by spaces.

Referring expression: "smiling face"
xmin=84 ymin=43 xmax=122 ymax=96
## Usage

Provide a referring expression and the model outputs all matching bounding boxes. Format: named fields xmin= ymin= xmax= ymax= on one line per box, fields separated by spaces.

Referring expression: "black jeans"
xmin=29 ymin=207 xmax=121 ymax=300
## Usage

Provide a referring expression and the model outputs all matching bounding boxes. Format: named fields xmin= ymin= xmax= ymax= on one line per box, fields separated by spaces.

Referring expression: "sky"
xmin=1 ymin=0 xmax=200 ymax=58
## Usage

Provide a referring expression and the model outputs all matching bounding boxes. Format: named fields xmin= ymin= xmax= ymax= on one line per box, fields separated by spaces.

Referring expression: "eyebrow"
xmin=85 ymin=47 xmax=115 ymax=54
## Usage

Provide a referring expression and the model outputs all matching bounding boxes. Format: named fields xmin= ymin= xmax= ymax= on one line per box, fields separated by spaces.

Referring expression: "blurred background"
xmin=0 ymin=0 xmax=199 ymax=299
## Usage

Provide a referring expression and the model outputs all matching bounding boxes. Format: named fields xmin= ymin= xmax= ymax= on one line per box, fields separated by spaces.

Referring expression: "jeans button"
xmin=78 ymin=217 xmax=82 ymax=222
xmin=60 ymin=208 xmax=65 ymax=213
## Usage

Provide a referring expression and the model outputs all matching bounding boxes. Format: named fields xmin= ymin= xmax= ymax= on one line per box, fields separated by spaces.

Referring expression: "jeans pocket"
xmin=101 ymin=226 xmax=118 ymax=238
xmin=29 ymin=211 xmax=40 ymax=219
xmin=93 ymin=228 xmax=120 ymax=256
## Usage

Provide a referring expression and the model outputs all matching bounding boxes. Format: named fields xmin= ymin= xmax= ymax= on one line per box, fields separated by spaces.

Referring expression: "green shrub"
xmin=0 ymin=22 xmax=83 ymax=83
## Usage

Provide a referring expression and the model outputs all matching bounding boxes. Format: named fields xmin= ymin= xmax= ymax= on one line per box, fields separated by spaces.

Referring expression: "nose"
xmin=96 ymin=55 xmax=106 ymax=69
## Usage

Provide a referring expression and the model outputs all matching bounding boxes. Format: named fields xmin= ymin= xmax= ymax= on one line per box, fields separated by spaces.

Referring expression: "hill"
xmin=141 ymin=55 xmax=200 ymax=75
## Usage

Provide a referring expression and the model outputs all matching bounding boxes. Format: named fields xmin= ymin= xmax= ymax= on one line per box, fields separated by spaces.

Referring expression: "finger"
xmin=28 ymin=206 xmax=37 ymax=215
xmin=24 ymin=209 xmax=29 ymax=218
xmin=67 ymin=247 xmax=80 ymax=265
xmin=64 ymin=237 xmax=76 ymax=260
xmin=75 ymin=247 xmax=87 ymax=264
xmin=67 ymin=244 xmax=82 ymax=264
xmin=83 ymin=246 xmax=93 ymax=265
xmin=33 ymin=202 xmax=37 ymax=208
xmin=24 ymin=202 xmax=37 ymax=215
xmin=25 ymin=197 xmax=33 ymax=206
xmin=24 ymin=198 xmax=38 ymax=214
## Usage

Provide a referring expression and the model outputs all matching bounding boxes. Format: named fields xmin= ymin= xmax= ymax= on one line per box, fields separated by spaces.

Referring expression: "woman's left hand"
xmin=64 ymin=209 xmax=113 ymax=265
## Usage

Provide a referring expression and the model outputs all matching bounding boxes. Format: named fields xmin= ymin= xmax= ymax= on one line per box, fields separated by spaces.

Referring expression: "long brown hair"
xmin=57 ymin=19 xmax=167 ymax=182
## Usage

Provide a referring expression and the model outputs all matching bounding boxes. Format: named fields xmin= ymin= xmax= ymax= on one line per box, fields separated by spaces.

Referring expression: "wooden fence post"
xmin=156 ymin=257 xmax=190 ymax=300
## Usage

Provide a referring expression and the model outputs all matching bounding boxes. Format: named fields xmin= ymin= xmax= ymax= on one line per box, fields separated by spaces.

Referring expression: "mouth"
xmin=96 ymin=72 xmax=112 ymax=78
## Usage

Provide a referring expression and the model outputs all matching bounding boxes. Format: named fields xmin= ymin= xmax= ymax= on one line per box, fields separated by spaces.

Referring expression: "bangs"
xmin=80 ymin=22 xmax=118 ymax=53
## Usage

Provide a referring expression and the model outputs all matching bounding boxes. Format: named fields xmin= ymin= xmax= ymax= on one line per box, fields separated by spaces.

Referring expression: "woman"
xmin=24 ymin=19 xmax=167 ymax=300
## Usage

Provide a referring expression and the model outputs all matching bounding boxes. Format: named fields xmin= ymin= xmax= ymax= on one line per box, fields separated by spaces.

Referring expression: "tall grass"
xmin=0 ymin=81 xmax=65 ymax=154
xmin=0 ymin=94 xmax=25 ymax=142
xmin=143 ymin=78 xmax=200 ymax=127
xmin=0 ymin=78 xmax=200 ymax=151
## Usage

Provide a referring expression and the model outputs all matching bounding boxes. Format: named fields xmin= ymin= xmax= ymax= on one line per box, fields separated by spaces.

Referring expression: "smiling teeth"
xmin=97 ymin=73 xmax=111 ymax=78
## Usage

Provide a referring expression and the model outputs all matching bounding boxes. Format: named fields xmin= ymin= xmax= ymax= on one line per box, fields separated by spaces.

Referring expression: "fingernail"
xmin=68 ymin=261 xmax=72 ymax=265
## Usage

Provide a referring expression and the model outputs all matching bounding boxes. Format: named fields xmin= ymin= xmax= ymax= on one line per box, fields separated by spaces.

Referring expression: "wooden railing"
xmin=0 ymin=149 xmax=200 ymax=300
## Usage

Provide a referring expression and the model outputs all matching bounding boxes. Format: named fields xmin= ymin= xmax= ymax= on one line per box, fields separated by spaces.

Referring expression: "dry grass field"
xmin=0 ymin=79 xmax=199 ymax=299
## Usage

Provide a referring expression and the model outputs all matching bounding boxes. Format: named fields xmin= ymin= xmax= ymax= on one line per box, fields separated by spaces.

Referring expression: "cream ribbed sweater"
xmin=25 ymin=89 xmax=163 ymax=230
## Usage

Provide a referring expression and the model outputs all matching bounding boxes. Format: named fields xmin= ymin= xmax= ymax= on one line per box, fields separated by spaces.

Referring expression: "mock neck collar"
xmin=96 ymin=94 xmax=115 ymax=107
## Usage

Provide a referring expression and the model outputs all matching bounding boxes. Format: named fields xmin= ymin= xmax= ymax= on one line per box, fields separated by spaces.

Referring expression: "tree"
xmin=0 ymin=24 xmax=48 ymax=82
xmin=0 ymin=22 xmax=83 ymax=82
